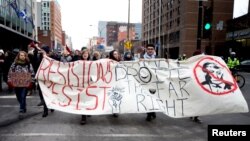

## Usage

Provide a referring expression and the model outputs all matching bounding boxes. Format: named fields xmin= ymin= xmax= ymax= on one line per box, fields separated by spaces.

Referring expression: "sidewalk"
xmin=0 ymin=84 xmax=43 ymax=127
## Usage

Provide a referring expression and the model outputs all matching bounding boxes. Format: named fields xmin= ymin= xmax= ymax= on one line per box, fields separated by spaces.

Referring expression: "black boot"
xmin=42 ymin=109 xmax=48 ymax=117
xmin=193 ymin=116 xmax=202 ymax=123
xmin=80 ymin=115 xmax=87 ymax=125
xmin=113 ymin=113 xmax=119 ymax=118
xmin=152 ymin=112 xmax=156 ymax=119
xmin=146 ymin=113 xmax=152 ymax=121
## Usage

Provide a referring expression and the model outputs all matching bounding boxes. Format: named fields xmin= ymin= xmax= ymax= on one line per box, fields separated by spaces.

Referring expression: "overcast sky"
xmin=53 ymin=0 xmax=249 ymax=50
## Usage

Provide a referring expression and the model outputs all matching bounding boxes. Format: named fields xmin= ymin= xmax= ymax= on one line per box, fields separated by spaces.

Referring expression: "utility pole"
xmin=158 ymin=0 xmax=162 ymax=57
xmin=127 ymin=0 xmax=130 ymax=41
xmin=197 ymin=1 xmax=203 ymax=50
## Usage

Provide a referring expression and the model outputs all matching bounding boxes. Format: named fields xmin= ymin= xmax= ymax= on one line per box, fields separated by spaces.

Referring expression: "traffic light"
xmin=203 ymin=6 xmax=212 ymax=39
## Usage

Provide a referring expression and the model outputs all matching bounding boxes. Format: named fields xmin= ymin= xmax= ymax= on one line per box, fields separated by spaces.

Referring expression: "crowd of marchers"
xmin=0 ymin=43 xmax=241 ymax=125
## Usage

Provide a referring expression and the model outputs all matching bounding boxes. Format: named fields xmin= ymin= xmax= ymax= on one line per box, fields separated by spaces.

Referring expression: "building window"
xmin=177 ymin=17 xmax=180 ymax=26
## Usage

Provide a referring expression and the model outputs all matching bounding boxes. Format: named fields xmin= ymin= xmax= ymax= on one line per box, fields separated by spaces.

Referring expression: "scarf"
xmin=143 ymin=53 xmax=156 ymax=59
xmin=16 ymin=60 xmax=26 ymax=65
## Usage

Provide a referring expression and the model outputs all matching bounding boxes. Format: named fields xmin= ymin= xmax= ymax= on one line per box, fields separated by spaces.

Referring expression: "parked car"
xmin=237 ymin=60 xmax=250 ymax=72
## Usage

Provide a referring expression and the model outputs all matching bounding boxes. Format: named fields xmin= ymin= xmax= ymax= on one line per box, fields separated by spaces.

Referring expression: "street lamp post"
xmin=125 ymin=0 xmax=130 ymax=53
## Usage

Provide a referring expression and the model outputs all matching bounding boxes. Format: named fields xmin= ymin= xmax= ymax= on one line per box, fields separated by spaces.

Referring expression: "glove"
xmin=7 ymin=81 xmax=14 ymax=88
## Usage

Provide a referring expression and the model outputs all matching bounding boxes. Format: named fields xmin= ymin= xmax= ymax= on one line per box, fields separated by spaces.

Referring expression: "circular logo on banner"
xmin=193 ymin=57 xmax=237 ymax=95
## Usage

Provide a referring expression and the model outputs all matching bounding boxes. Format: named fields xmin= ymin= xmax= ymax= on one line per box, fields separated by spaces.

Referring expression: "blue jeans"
xmin=15 ymin=87 xmax=28 ymax=112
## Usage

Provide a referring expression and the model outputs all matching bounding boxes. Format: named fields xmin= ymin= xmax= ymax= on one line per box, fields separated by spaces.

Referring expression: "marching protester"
xmin=123 ymin=51 xmax=134 ymax=61
xmin=72 ymin=49 xmax=81 ymax=61
xmin=179 ymin=54 xmax=187 ymax=61
xmin=109 ymin=50 xmax=121 ymax=118
xmin=0 ymin=49 xmax=5 ymax=92
xmin=79 ymin=49 xmax=91 ymax=125
xmin=34 ymin=44 xmax=55 ymax=117
xmin=60 ymin=46 xmax=72 ymax=63
xmin=141 ymin=44 xmax=157 ymax=121
xmin=109 ymin=50 xmax=121 ymax=61
xmin=92 ymin=51 xmax=101 ymax=61
xmin=190 ymin=50 xmax=202 ymax=123
xmin=7 ymin=51 xmax=35 ymax=118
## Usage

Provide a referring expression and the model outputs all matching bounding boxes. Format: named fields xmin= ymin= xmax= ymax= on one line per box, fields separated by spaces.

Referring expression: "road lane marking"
xmin=0 ymin=96 xmax=35 ymax=99
xmin=0 ymin=105 xmax=41 ymax=108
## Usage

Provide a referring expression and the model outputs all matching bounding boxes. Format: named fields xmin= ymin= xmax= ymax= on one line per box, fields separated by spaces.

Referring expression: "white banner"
xmin=36 ymin=55 xmax=249 ymax=118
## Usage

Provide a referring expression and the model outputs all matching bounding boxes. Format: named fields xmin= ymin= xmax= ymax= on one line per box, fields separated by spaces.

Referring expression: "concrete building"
xmin=38 ymin=0 xmax=62 ymax=51
xmin=135 ymin=23 xmax=142 ymax=40
xmin=98 ymin=21 xmax=107 ymax=46
xmin=142 ymin=0 xmax=234 ymax=59
xmin=106 ymin=22 xmax=140 ymax=45
xmin=0 ymin=0 xmax=37 ymax=51
xmin=226 ymin=13 xmax=250 ymax=60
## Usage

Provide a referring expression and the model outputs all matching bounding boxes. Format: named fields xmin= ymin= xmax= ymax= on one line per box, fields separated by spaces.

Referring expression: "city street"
xmin=0 ymin=73 xmax=249 ymax=141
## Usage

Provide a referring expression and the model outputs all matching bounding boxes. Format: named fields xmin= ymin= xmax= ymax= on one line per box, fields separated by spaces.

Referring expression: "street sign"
xmin=124 ymin=41 xmax=132 ymax=50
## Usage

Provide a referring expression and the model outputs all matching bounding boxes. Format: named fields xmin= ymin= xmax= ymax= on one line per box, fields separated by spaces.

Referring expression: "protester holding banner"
xmin=36 ymin=45 xmax=55 ymax=117
xmin=60 ymin=46 xmax=72 ymax=63
xmin=78 ymin=49 xmax=91 ymax=125
xmin=123 ymin=51 xmax=134 ymax=61
xmin=92 ymin=51 xmax=101 ymax=61
xmin=109 ymin=50 xmax=121 ymax=118
xmin=7 ymin=51 xmax=35 ymax=118
xmin=191 ymin=50 xmax=202 ymax=123
xmin=142 ymin=44 xmax=157 ymax=121
xmin=72 ymin=50 xmax=81 ymax=61
xmin=109 ymin=50 xmax=121 ymax=62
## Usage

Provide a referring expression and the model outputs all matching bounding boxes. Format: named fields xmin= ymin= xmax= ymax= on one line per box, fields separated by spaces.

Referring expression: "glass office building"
xmin=0 ymin=0 xmax=36 ymax=51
